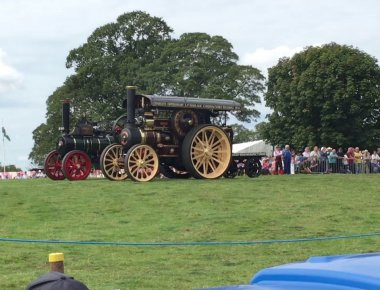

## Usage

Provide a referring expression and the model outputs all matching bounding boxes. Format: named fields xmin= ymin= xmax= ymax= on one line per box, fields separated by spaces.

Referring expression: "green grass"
xmin=0 ymin=175 xmax=379 ymax=289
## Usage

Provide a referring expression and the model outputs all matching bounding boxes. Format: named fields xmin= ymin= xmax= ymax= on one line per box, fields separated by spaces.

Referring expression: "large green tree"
xmin=230 ymin=124 xmax=258 ymax=144
xmin=261 ymin=43 xmax=380 ymax=150
xmin=29 ymin=11 xmax=264 ymax=165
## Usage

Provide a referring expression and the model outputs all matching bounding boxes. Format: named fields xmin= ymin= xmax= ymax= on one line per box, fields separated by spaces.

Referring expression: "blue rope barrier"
xmin=0 ymin=232 xmax=379 ymax=246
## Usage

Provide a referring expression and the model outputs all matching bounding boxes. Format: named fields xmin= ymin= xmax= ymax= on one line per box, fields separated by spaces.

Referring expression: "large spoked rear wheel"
xmin=125 ymin=144 xmax=159 ymax=182
xmin=182 ymin=124 xmax=232 ymax=179
xmin=100 ymin=144 xmax=128 ymax=181
xmin=44 ymin=150 xmax=65 ymax=180
xmin=62 ymin=150 xmax=92 ymax=181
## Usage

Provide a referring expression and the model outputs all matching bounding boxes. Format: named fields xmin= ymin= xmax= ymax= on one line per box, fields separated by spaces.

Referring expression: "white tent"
xmin=232 ymin=140 xmax=273 ymax=156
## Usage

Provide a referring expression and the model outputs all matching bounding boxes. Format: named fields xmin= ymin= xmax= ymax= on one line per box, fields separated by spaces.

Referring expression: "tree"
xmin=150 ymin=32 xmax=264 ymax=122
xmin=230 ymin=124 xmax=258 ymax=143
xmin=0 ymin=164 xmax=21 ymax=172
xmin=261 ymin=43 xmax=380 ymax=150
xmin=29 ymin=11 xmax=264 ymax=165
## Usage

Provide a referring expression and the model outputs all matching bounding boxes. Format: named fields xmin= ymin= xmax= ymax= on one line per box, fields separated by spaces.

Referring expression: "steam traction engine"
xmin=100 ymin=86 xmax=242 ymax=182
xmin=44 ymin=101 xmax=119 ymax=181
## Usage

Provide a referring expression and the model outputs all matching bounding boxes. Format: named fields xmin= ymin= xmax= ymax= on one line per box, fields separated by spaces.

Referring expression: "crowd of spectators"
xmin=262 ymin=146 xmax=380 ymax=175
xmin=0 ymin=169 xmax=105 ymax=180
xmin=0 ymin=170 xmax=46 ymax=180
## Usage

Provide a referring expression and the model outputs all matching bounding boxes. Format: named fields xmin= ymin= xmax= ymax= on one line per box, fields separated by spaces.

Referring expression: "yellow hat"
xmin=49 ymin=253 xmax=64 ymax=262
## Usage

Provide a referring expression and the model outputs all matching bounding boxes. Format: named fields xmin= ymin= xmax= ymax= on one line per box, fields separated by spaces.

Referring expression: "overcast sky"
xmin=1 ymin=0 xmax=379 ymax=170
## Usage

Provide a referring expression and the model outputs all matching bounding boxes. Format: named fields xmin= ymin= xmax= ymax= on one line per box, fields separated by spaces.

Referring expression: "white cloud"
xmin=241 ymin=45 xmax=304 ymax=75
xmin=0 ymin=48 xmax=23 ymax=92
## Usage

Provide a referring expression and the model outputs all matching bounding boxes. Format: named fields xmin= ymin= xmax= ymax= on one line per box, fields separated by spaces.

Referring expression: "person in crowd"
xmin=282 ymin=145 xmax=292 ymax=175
xmin=237 ymin=160 xmax=245 ymax=176
xmin=273 ymin=145 xmax=283 ymax=174
xmin=371 ymin=150 xmax=380 ymax=173
xmin=261 ymin=157 xmax=271 ymax=175
xmin=336 ymin=147 xmax=345 ymax=173
xmin=294 ymin=152 xmax=303 ymax=174
xmin=328 ymin=148 xmax=338 ymax=173
xmin=353 ymin=147 xmax=363 ymax=174
xmin=310 ymin=146 xmax=320 ymax=159
xmin=310 ymin=156 xmax=319 ymax=172
xmin=342 ymin=153 xmax=350 ymax=173
xmin=303 ymin=147 xmax=311 ymax=159
xmin=300 ymin=158 xmax=312 ymax=174
xmin=362 ymin=150 xmax=371 ymax=174
xmin=346 ymin=147 xmax=355 ymax=173
xmin=319 ymin=147 xmax=328 ymax=173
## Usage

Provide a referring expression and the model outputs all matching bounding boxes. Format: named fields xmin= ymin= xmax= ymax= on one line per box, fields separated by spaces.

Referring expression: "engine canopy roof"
xmin=138 ymin=94 xmax=242 ymax=111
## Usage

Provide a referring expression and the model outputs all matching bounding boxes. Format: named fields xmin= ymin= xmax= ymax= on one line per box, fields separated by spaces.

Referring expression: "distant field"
xmin=0 ymin=175 xmax=379 ymax=289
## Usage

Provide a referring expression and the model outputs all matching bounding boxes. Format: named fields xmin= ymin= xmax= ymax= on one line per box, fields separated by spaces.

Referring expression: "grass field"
xmin=0 ymin=174 xmax=379 ymax=289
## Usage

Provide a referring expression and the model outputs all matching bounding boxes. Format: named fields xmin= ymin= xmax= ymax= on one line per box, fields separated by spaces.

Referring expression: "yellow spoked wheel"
xmin=100 ymin=144 xmax=128 ymax=181
xmin=182 ymin=125 xmax=231 ymax=179
xmin=125 ymin=144 xmax=159 ymax=182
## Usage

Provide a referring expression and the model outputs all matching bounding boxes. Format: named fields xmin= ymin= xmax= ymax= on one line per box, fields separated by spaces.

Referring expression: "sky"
xmin=0 ymin=0 xmax=379 ymax=170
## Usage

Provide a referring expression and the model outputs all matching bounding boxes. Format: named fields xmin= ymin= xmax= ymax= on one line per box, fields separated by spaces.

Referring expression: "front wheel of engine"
xmin=44 ymin=150 xmax=65 ymax=180
xmin=62 ymin=150 xmax=92 ymax=181
xmin=125 ymin=144 xmax=159 ymax=182
xmin=100 ymin=144 xmax=128 ymax=181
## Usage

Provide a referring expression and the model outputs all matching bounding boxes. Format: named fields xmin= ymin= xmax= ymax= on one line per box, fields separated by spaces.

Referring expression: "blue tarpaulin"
xmin=202 ymin=252 xmax=380 ymax=290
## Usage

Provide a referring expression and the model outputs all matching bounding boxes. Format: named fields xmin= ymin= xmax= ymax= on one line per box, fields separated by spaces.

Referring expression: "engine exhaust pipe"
xmin=62 ymin=100 xmax=70 ymax=134
xmin=127 ymin=86 xmax=137 ymax=124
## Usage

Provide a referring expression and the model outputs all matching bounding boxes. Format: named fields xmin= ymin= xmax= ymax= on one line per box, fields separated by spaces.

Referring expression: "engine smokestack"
xmin=127 ymin=86 xmax=137 ymax=124
xmin=62 ymin=100 xmax=70 ymax=134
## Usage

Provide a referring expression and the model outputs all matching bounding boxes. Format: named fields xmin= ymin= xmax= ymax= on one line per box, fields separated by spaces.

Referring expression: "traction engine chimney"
xmin=62 ymin=100 xmax=70 ymax=134
xmin=127 ymin=86 xmax=136 ymax=125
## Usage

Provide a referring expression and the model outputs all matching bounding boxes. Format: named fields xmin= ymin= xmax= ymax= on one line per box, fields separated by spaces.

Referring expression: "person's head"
xmin=26 ymin=272 xmax=89 ymax=290
xmin=332 ymin=149 xmax=336 ymax=153
xmin=321 ymin=146 xmax=326 ymax=152
xmin=285 ymin=144 xmax=290 ymax=150
xmin=313 ymin=146 xmax=319 ymax=152
xmin=275 ymin=145 xmax=281 ymax=151
xmin=355 ymin=147 xmax=360 ymax=152
xmin=304 ymin=146 xmax=310 ymax=152
xmin=374 ymin=150 xmax=378 ymax=155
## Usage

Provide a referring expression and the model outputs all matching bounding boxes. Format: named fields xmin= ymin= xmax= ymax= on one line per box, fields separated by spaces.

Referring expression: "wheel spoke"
xmin=211 ymin=156 xmax=225 ymax=165
xmin=195 ymin=136 xmax=205 ymax=147
xmin=211 ymin=139 xmax=222 ymax=149
xmin=203 ymin=131 xmax=209 ymax=145
xmin=208 ymin=160 xmax=216 ymax=171
xmin=195 ymin=155 xmax=205 ymax=169
xmin=204 ymin=160 xmax=209 ymax=174
xmin=208 ymin=130 xmax=216 ymax=146
xmin=192 ymin=146 xmax=204 ymax=152
xmin=192 ymin=152 xmax=205 ymax=160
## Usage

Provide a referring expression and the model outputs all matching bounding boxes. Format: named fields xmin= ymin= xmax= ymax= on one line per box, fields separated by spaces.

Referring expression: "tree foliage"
xmin=0 ymin=164 xmax=21 ymax=172
xmin=29 ymin=11 xmax=264 ymax=165
xmin=230 ymin=124 xmax=258 ymax=144
xmin=261 ymin=43 xmax=380 ymax=150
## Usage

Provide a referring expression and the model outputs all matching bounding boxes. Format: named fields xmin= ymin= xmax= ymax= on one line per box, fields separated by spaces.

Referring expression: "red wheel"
xmin=62 ymin=150 xmax=92 ymax=181
xmin=44 ymin=150 xmax=65 ymax=180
